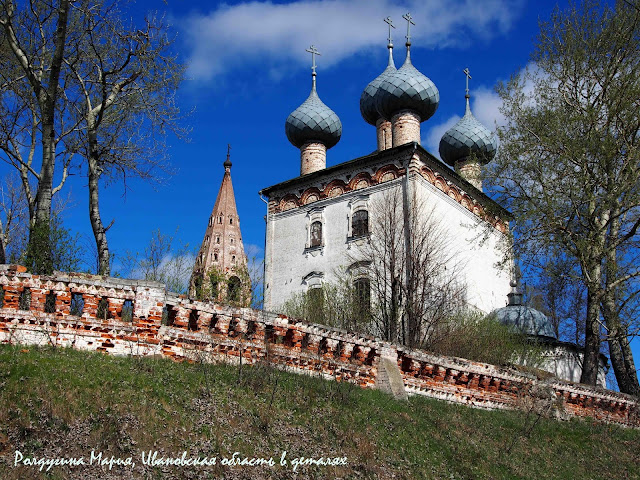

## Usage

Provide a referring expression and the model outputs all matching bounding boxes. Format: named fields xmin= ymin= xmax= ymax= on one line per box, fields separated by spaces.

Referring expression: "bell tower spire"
xmin=189 ymin=146 xmax=249 ymax=303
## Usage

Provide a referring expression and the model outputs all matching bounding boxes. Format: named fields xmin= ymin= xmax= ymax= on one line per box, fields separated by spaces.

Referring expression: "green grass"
xmin=0 ymin=345 xmax=638 ymax=479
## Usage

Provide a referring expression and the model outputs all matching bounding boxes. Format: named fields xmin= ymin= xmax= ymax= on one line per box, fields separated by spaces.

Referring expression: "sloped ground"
xmin=0 ymin=345 xmax=638 ymax=480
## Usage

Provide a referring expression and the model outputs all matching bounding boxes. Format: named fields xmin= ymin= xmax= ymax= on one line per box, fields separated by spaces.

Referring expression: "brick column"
xmin=376 ymin=118 xmax=392 ymax=151
xmin=391 ymin=110 xmax=421 ymax=146
xmin=300 ymin=142 xmax=326 ymax=175
xmin=455 ymin=158 xmax=482 ymax=191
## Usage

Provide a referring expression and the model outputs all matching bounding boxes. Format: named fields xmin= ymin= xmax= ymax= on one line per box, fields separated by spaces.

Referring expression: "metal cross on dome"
xmin=306 ymin=45 xmax=321 ymax=75
xmin=463 ymin=68 xmax=472 ymax=96
xmin=227 ymin=143 xmax=231 ymax=159
xmin=402 ymin=12 xmax=415 ymax=43
xmin=384 ymin=16 xmax=395 ymax=44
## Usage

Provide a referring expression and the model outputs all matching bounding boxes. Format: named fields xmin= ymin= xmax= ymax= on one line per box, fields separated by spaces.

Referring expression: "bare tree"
xmin=349 ymin=187 xmax=468 ymax=349
xmin=0 ymin=0 xmax=186 ymax=276
xmin=64 ymin=2 xmax=186 ymax=275
xmin=0 ymin=172 xmax=29 ymax=263
xmin=0 ymin=0 xmax=78 ymax=273
xmin=120 ymin=229 xmax=194 ymax=294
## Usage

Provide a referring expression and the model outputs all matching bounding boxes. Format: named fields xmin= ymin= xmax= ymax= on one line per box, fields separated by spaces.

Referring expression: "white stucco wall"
xmin=264 ymin=171 xmax=512 ymax=314
xmin=412 ymin=175 xmax=512 ymax=313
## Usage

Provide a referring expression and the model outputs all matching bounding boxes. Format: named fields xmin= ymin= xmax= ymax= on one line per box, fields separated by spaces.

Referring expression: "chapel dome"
xmin=285 ymin=82 xmax=342 ymax=149
xmin=493 ymin=281 xmax=557 ymax=339
xmin=375 ymin=54 xmax=439 ymax=122
xmin=360 ymin=48 xmax=396 ymax=125
xmin=494 ymin=305 xmax=557 ymax=339
xmin=439 ymin=97 xmax=497 ymax=167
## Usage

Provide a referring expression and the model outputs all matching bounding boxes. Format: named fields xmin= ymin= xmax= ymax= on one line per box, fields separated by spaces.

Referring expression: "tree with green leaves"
xmin=487 ymin=0 xmax=640 ymax=393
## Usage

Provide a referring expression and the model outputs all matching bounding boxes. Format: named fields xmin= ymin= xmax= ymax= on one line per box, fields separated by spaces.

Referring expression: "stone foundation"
xmin=0 ymin=264 xmax=637 ymax=428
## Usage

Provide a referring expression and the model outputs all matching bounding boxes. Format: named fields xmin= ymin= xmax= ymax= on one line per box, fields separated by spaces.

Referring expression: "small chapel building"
xmin=260 ymin=17 xmax=512 ymax=315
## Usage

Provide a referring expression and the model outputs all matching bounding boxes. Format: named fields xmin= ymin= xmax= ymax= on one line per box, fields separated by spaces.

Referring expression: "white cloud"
xmin=182 ymin=0 xmax=525 ymax=81
xmin=244 ymin=243 xmax=264 ymax=259
xmin=470 ymin=86 xmax=505 ymax=130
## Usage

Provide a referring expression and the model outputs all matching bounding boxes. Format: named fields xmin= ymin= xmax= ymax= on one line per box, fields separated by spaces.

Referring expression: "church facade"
xmin=260 ymin=17 xmax=512 ymax=315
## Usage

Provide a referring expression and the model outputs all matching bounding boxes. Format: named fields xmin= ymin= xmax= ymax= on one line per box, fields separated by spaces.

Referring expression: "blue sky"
xmin=2 ymin=0 xmax=637 ymax=382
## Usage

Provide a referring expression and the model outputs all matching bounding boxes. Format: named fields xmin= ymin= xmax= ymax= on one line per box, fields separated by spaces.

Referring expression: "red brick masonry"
xmin=1 ymin=265 xmax=637 ymax=428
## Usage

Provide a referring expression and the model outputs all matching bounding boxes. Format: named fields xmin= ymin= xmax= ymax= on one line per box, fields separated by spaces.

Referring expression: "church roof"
xmin=439 ymin=96 xmax=497 ymax=166
xmin=360 ymin=19 xmax=397 ymax=126
xmin=493 ymin=281 xmax=557 ymax=339
xmin=285 ymin=47 xmax=342 ymax=149
xmin=191 ymin=153 xmax=247 ymax=283
xmin=375 ymin=54 xmax=439 ymax=122
xmin=360 ymin=51 xmax=396 ymax=125
xmin=259 ymin=142 xmax=511 ymax=220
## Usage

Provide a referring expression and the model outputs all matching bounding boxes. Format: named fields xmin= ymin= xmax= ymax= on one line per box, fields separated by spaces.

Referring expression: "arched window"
xmin=352 ymin=210 xmax=369 ymax=238
xmin=230 ymin=217 xmax=234 ymax=225
xmin=228 ymin=276 xmax=241 ymax=302
xmin=310 ymin=221 xmax=322 ymax=247
xmin=354 ymin=278 xmax=371 ymax=316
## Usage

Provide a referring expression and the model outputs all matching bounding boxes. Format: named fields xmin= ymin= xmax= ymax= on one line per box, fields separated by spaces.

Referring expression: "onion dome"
xmin=439 ymin=95 xmax=497 ymax=167
xmin=360 ymin=18 xmax=397 ymax=125
xmin=285 ymin=47 xmax=342 ymax=150
xmin=493 ymin=280 xmax=557 ymax=339
xmin=374 ymin=16 xmax=439 ymax=124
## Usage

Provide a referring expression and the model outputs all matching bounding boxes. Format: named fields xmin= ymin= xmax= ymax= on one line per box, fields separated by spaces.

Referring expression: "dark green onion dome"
xmin=285 ymin=78 xmax=342 ymax=149
xmin=493 ymin=280 xmax=557 ymax=339
xmin=360 ymin=44 xmax=396 ymax=125
xmin=439 ymin=96 xmax=497 ymax=167
xmin=375 ymin=48 xmax=439 ymax=123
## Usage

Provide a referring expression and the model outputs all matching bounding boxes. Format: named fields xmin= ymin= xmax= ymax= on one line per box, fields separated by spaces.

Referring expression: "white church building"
xmin=256 ymin=15 xmax=607 ymax=387
xmin=260 ymin=17 xmax=512 ymax=315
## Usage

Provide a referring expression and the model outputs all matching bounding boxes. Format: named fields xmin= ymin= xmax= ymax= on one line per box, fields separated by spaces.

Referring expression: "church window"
xmin=228 ymin=276 xmax=241 ymax=302
xmin=214 ymin=253 xmax=218 ymax=261
xmin=354 ymin=278 xmax=371 ymax=316
xmin=352 ymin=210 xmax=369 ymax=238
xmin=216 ymin=236 xmax=220 ymax=244
xmin=230 ymin=217 xmax=234 ymax=225
xmin=310 ymin=221 xmax=322 ymax=248
xmin=219 ymin=216 xmax=223 ymax=224
xmin=232 ymin=255 xmax=236 ymax=263
xmin=230 ymin=238 xmax=234 ymax=244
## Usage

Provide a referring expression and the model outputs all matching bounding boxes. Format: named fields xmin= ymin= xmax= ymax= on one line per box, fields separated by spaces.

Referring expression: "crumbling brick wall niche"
xmin=0 ymin=264 xmax=638 ymax=428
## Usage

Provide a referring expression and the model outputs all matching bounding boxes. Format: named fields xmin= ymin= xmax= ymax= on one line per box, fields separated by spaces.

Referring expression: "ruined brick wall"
xmin=0 ymin=265 xmax=638 ymax=428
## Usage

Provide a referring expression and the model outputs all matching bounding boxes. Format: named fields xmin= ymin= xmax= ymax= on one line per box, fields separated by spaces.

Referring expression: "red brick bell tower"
xmin=189 ymin=146 xmax=249 ymax=303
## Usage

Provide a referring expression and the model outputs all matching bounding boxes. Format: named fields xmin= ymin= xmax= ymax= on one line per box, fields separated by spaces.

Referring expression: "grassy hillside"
xmin=0 ymin=345 xmax=638 ymax=480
